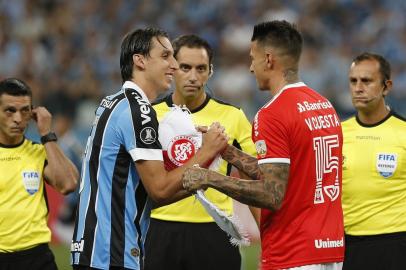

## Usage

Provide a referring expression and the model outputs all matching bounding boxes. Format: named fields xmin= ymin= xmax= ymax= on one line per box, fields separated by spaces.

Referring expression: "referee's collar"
xmin=122 ymin=81 xmax=150 ymax=103
xmin=164 ymin=93 xmax=211 ymax=113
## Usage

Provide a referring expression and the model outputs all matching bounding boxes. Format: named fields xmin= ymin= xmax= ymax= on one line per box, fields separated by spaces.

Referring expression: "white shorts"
xmin=283 ymin=262 xmax=343 ymax=270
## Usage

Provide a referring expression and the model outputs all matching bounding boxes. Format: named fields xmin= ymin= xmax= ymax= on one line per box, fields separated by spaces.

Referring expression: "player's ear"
xmin=133 ymin=54 xmax=145 ymax=70
xmin=265 ymin=52 xmax=273 ymax=69
xmin=209 ymin=64 xmax=214 ymax=78
xmin=382 ymin=79 xmax=392 ymax=97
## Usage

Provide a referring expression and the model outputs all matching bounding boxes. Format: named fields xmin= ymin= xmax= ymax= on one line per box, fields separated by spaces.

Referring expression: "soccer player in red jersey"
xmin=182 ymin=20 xmax=344 ymax=270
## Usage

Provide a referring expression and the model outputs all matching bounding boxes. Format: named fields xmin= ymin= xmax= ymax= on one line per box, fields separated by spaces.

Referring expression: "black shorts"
xmin=0 ymin=243 xmax=57 ymax=270
xmin=144 ymin=218 xmax=241 ymax=270
xmin=343 ymin=231 xmax=406 ymax=270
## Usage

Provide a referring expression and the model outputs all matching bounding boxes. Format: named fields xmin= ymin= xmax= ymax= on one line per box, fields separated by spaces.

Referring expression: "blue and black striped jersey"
xmin=71 ymin=81 xmax=163 ymax=269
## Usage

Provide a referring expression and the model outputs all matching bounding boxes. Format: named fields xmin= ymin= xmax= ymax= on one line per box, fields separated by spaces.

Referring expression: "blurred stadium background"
xmin=2 ymin=0 xmax=406 ymax=269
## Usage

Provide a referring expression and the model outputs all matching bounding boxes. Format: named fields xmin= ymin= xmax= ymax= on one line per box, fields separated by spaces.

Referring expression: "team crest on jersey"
xmin=22 ymin=171 xmax=40 ymax=195
xmin=140 ymin=127 xmax=157 ymax=144
xmin=167 ymin=135 xmax=199 ymax=166
xmin=130 ymin=248 xmax=140 ymax=257
xmin=376 ymin=153 xmax=397 ymax=178
xmin=255 ymin=140 xmax=267 ymax=158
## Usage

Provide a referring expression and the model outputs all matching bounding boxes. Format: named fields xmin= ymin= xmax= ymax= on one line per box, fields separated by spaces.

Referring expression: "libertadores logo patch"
xmin=255 ymin=140 xmax=267 ymax=158
xmin=140 ymin=127 xmax=157 ymax=144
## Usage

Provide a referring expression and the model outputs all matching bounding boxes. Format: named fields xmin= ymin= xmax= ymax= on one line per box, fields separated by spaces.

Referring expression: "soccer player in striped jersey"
xmin=342 ymin=53 xmax=406 ymax=270
xmin=71 ymin=28 xmax=228 ymax=270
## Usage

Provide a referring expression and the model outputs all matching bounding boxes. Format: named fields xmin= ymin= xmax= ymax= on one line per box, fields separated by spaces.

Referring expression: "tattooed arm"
xmin=237 ymin=169 xmax=261 ymax=227
xmin=183 ymin=163 xmax=289 ymax=211
xmin=221 ymin=145 xmax=260 ymax=180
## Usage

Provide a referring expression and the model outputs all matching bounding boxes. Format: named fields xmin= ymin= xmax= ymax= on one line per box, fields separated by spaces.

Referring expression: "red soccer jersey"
xmin=252 ymin=82 xmax=344 ymax=270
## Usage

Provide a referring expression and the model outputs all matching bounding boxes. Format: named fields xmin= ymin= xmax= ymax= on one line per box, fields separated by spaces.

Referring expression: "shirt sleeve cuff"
xmin=258 ymin=158 xmax=290 ymax=164
xmin=129 ymin=148 xmax=163 ymax=162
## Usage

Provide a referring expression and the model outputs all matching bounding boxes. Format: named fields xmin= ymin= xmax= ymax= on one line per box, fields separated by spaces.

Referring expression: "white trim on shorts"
xmin=283 ymin=262 xmax=343 ymax=270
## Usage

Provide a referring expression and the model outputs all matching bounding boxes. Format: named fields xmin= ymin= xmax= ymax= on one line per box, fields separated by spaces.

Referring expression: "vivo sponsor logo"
xmin=71 ymin=239 xmax=84 ymax=252
xmin=304 ymin=114 xmax=340 ymax=131
xmin=134 ymin=94 xmax=151 ymax=125
xmin=100 ymin=98 xmax=117 ymax=109
xmin=297 ymin=100 xmax=333 ymax=113
xmin=314 ymin=237 xmax=344 ymax=249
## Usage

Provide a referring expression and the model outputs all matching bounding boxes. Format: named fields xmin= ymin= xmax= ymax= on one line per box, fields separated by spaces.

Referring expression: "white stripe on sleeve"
xmin=129 ymin=148 xmax=163 ymax=162
xmin=258 ymin=158 xmax=290 ymax=164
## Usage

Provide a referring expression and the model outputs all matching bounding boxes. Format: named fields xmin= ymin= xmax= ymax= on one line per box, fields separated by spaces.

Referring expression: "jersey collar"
xmin=278 ymin=82 xmax=306 ymax=93
xmin=263 ymin=82 xmax=306 ymax=108
xmin=356 ymin=110 xmax=393 ymax=127
xmin=122 ymin=81 xmax=150 ymax=103
xmin=0 ymin=137 xmax=25 ymax=148
xmin=164 ymin=93 xmax=211 ymax=113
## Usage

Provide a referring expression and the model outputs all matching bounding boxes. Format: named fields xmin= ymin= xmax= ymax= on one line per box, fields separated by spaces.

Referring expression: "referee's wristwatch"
xmin=40 ymin=132 xmax=58 ymax=144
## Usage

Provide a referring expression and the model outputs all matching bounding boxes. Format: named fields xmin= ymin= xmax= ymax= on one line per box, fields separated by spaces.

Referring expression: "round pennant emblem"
xmin=167 ymin=135 xmax=199 ymax=166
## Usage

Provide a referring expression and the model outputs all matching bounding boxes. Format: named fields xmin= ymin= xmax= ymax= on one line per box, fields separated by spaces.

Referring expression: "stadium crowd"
xmin=1 ymin=0 xmax=406 ymax=136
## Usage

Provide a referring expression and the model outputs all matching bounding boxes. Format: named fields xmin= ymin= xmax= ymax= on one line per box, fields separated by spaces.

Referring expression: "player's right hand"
xmin=200 ymin=122 xmax=229 ymax=157
xmin=195 ymin=125 xmax=208 ymax=133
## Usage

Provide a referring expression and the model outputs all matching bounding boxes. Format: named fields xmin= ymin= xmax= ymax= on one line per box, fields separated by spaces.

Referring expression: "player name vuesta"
xmin=304 ymin=114 xmax=341 ymax=131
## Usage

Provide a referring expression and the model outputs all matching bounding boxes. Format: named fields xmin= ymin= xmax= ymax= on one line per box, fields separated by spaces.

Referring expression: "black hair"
xmin=352 ymin=52 xmax=391 ymax=84
xmin=251 ymin=20 xmax=302 ymax=64
xmin=120 ymin=27 xmax=169 ymax=82
xmin=0 ymin=78 xmax=32 ymax=99
xmin=172 ymin=34 xmax=214 ymax=66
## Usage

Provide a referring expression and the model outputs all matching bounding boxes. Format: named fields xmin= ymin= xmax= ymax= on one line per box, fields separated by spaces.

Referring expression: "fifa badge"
xmin=22 ymin=171 xmax=41 ymax=195
xmin=376 ymin=153 xmax=397 ymax=178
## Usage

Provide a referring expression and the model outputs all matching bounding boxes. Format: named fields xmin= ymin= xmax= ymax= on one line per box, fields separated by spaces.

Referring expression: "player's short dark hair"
xmin=120 ymin=27 xmax=169 ymax=82
xmin=251 ymin=20 xmax=302 ymax=64
xmin=352 ymin=52 xmax=391 ymax=82
xmin=172 ymin=34 xmax=213 ymax=66
xmin=0 ymin=78 xmax=32 ymax=100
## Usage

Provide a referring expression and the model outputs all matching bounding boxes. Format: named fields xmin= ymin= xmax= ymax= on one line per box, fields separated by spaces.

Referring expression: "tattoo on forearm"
xmin=193 ymin=169 xmax=208 ymax=186
xmin=261 ymin=163 xmax=289 ymax=209
xmin=222 ymin=146 xmax=260 ymax=179
xmin=208 ymin=163 xmax=289 ymax=211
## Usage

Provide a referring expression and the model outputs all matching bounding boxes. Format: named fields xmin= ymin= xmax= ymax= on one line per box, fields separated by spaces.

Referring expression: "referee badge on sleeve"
xmin=376 ymin=153 xmax=397 ymax=178
xmin=22 ymin=171 xmax=41 ymax=195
